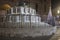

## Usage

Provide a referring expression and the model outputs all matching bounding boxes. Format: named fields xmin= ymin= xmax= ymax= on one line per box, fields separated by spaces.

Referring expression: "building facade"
xmin=0 ymin=0 xmax=51 ymax=15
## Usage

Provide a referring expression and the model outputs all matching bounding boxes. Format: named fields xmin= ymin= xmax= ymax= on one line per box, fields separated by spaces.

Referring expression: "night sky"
xmin=51 ymin=0 xmax=60 ymax=9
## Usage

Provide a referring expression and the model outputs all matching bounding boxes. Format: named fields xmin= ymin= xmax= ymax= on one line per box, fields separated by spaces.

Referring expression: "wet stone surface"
xmin=0 ymin=35 xmax=52 ymax=40
xmin=50 ymin=28 xmax=60 ymax=40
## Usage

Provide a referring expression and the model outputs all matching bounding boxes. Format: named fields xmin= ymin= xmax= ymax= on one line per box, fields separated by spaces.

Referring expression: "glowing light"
xmin=1 ymin=4 xmax=11 ymax=10
xmin=57 ymin=10 xmax=60 ymax=14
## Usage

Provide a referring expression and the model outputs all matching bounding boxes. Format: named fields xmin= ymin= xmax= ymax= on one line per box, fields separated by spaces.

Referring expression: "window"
xmin=17 ymin=7 xmax=20 ymax=13
xmin=13 ymin=7 xmax=16 ymax=13
xmin=31 ymin=16 xmax=36 ymax=22
xmin=11 ymin=16 xmax=16 ymax=22
xmin=24 ymin=15 xmax=30 ymax=22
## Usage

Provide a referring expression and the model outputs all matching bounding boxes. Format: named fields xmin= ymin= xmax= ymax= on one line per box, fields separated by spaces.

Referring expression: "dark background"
xmin=51 ymin=0 xmax=60 ymax=9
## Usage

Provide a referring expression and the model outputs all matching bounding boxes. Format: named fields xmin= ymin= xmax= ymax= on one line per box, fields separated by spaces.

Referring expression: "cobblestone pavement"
xmin=50 ymin=28 xmax=60 ymax=40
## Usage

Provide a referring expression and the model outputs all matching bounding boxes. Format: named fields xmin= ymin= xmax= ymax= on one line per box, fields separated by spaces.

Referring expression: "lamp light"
xmin=1 ymin=4 xmax=11 ymax=10
xmin=57 ymin=10 xmax=60 ymax=14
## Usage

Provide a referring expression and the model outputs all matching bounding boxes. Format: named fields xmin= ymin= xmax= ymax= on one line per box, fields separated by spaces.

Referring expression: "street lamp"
xmin=57 ymin=10 xmax=60 ymax=14
xmin=56 ymin=10 xmax=60 ymax=18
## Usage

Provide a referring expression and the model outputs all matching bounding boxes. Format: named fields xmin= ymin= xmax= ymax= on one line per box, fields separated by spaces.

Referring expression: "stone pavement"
xmin=0 ymin=33 xmax=53 ymax=40
xmin=0 ymin=27 xmax=53 ymax=40
xmin=50 ymin=28 xmax=60 ymax=40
